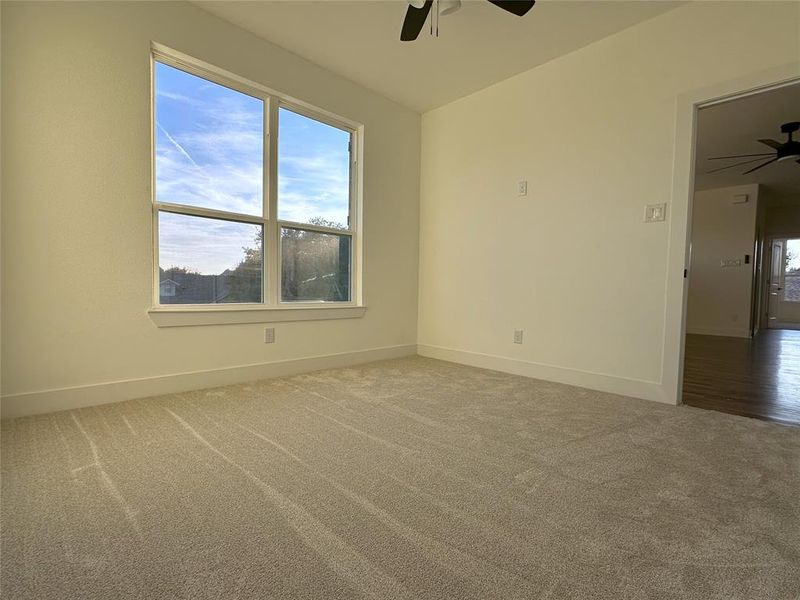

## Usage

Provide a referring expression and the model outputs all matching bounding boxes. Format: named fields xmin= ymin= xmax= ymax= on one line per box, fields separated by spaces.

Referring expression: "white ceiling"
xmin=694 ymin=83 xmax=800 ymax=197
xmin=193 ymin=0 xmax=683 ymax=112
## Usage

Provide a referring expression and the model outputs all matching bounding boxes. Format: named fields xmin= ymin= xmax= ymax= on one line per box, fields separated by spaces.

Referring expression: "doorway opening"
xmin=765 ymin=238 xmax=800 ymax=329
xmin=681 ymin=82 xmax=800 ymax=426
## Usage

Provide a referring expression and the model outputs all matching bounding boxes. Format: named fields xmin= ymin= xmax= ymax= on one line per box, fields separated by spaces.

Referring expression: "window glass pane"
xmin=155 ymin=62 xmax=263 ymax=216
xmin=278 ymin=108 xmax=350 ymax=229
xmin=281 ymin=227 xmax=351 ymax=302
xmin=785 ymin=239 xmax=800 ymax=302
xmin=159 ymin=211 xmax=263 ymax=304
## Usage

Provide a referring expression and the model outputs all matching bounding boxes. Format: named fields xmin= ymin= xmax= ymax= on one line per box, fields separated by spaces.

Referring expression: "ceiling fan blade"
xmin=758 ymin=139 xmax=783 ymax=150
xmin=401 ymin=0 xmax=433 ymax=41
xmin=742 ymin=157 xmax=779 ymax=175
xmin=706 ymin=157 xmax=770 ymax=174
xmin=708 ymin=152 xmax=774 ymax=160
xmin=487 ymin=0 xmax=536 ymax=17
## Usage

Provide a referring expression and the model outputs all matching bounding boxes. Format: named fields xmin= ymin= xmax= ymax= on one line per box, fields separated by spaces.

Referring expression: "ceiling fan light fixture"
xmin=439 ymin=0 xmax=462 ymax=16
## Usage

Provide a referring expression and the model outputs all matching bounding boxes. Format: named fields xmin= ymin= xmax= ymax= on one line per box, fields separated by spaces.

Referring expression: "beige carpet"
xmin=2 ymin=356 xmax=799 ymax=599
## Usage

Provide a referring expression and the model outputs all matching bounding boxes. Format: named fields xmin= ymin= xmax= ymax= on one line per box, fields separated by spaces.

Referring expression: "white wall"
xmin=1 ymin=1 xmax=421 ymax=416
xmin=418 ymin=1 xmax=800 ymax=402
xmin=766 ymin=203 xmax=800 ymax=237
xmin=686 ymin=185 xmax=759 ymax=338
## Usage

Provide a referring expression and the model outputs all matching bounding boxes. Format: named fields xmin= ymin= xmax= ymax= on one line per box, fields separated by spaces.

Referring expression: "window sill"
xmin=148 ymin=305 xmax=367 ymax=328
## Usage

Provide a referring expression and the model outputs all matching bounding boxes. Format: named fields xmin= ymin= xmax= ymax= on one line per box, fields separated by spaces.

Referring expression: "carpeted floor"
xmin=2 ymin=356 xmax=799 ymax=599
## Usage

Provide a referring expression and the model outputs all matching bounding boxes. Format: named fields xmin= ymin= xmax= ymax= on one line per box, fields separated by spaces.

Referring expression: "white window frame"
xmin=148 ymin=44 xmax=364 ymax=327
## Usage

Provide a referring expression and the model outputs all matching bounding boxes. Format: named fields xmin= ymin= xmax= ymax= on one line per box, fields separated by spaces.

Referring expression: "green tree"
xmin=162 ymin=266 xmax=200 ymax=276
xmin=227 ymin=218 xmax=350 ymax=302
xmin=281 ymin=218 xmax=350 ymax=301
xmin=786 ymin=247 xmax=798 ymax=274
xmin=226 ymin=229 xmax=263 ymax=303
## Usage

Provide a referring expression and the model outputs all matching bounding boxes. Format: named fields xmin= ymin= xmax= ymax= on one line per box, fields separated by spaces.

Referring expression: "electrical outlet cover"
xmin=644 ymin=203 xmax=667 ymax=223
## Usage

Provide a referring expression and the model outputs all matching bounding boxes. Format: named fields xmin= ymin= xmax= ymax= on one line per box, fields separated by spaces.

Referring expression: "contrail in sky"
xmin=157 ymin=122 xmax=200 ymax=168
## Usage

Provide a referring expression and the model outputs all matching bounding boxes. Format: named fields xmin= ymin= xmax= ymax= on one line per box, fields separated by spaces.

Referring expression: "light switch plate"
xmin=644 ymin=203 xmax=667 ymax=223
xmin=517 ymin=181 xmax=528 ymax=197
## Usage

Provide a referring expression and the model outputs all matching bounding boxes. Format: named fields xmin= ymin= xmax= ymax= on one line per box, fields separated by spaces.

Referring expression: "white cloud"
xmin=277 ymin=153 xmax=350 ymax=226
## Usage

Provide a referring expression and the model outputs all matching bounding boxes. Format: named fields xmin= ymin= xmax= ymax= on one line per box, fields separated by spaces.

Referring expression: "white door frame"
xmin=661 ymin=64 xmax=800 ymax=406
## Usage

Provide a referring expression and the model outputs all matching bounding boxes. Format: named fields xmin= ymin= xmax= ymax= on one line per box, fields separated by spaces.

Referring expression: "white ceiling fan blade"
xmin=439 ymin=0 xmax=462 ymax=16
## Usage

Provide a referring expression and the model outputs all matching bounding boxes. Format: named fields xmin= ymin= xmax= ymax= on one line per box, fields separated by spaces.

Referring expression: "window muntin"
xmin=152 ymin=52 xmax=359 ymax=308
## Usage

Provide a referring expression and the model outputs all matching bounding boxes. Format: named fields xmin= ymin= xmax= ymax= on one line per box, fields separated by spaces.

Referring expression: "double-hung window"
xmin=151 ymin=48 xmax=360 ymax=319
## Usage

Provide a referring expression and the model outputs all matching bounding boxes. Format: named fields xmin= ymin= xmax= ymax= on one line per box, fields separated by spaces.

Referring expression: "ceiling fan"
xmin=707 ymin=121 xmax=800 ymax=175
xmin=401 ymin=0 xmax=536 ymax=42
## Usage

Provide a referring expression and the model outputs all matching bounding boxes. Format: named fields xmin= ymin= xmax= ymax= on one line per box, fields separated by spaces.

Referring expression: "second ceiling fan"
xmin=707 ymin=121 xmax=800 ymax=175
xmin=401 ymin=0 xmax=536 ymax=41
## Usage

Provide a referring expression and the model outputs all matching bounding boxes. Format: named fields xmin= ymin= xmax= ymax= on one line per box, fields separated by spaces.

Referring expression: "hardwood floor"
xmin=682 ymin=330 xmax=800 ymax=426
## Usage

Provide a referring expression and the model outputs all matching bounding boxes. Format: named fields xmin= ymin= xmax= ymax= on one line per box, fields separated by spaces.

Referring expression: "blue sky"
xmin=155 ymin=62 xmax=350 ymax=275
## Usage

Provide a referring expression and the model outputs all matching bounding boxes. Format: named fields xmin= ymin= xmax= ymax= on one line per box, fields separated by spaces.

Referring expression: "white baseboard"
xmin=417 ymin=344 xmax=671 ymax=405
xmin=1 ymin=344 xmax=417 ymax=419
xmin=685 ymin=327 xmax=751 ymax=338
